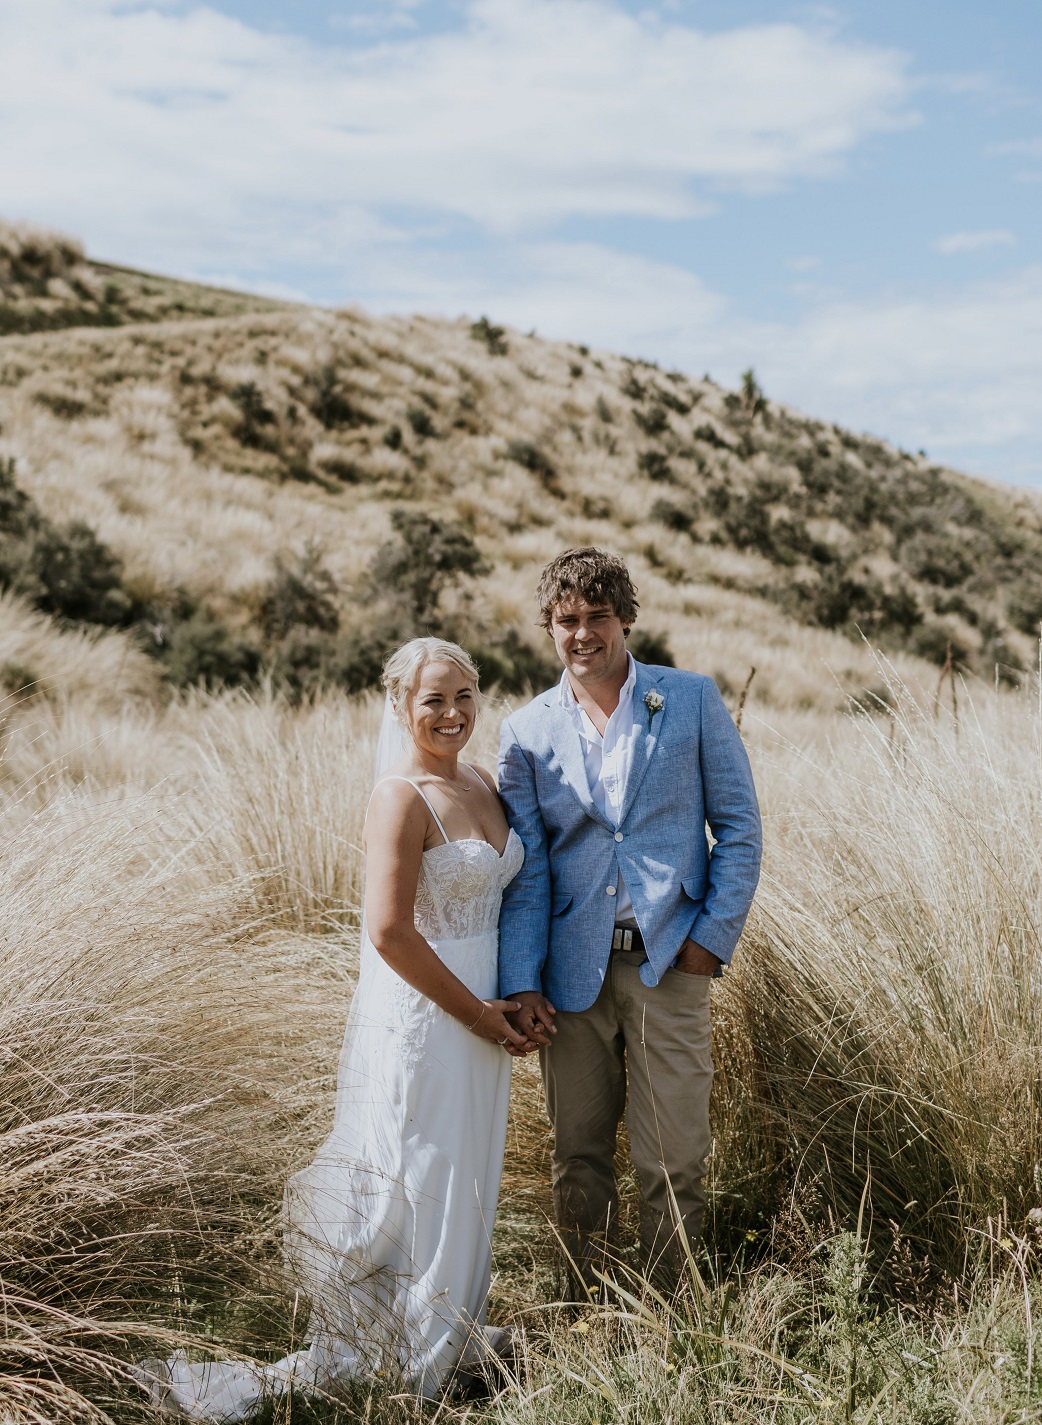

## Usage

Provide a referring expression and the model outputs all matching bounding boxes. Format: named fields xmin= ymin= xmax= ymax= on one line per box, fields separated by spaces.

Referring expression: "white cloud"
xmin=990 ymin=137 xmax=1042 ymax=159
xmin=934 ymin=229 xmax=1015 ymax=256
xmin=0 ymin=0 xmax=914 ymax=269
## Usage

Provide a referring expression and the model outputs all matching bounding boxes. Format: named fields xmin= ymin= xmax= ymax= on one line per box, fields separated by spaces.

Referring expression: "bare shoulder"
xmin=366 ymin=776 xmax=430 ymax=838
xmin=469 ymin=763 xmax=498 ymax=794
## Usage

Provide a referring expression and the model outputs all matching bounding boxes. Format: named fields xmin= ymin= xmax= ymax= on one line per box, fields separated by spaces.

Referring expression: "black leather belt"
xmin=611 ymin=924 xmax=646 ymax=955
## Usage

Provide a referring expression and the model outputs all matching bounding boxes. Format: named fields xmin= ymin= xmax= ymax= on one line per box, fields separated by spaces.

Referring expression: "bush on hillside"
xmin=306 ymin=365 xmax=374 ymax=430
xmin=259 ymin=545 xmax=340 ymax=641
xmin=0 ymin=457 xmax=132 ymax=625
xmin=370 ymin=508 xmax=490 ymax=626
xmin=471 ymin=628 xmax=560 ymax=694
xmin=229 ymin=381 xmax=278 ymax=450
xmin=628 ymin=628 xmax=676 ymax=667
xmin=156 ymin=611 xmax=261 ymax=690
xmin=505 ymin=440 xmax=562 ymax=497
xmin=469 ymin=315 xmax=508 ymax=356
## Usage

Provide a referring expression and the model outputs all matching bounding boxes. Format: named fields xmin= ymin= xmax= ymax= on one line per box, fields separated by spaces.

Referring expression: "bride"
xmin=141 ymin=637 xmax=530 ymax=1418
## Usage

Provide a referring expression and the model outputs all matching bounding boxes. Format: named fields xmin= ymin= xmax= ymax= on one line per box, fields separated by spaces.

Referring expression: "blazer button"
xmin=614 ymin=831 xmax=624 ymax=842
xmin=606 ymin=885 xmax=617 ymax=896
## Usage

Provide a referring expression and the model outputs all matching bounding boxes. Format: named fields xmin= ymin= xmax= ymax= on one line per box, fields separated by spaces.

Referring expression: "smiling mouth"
xmin=433 ymin=725 xmax=463 ymax=737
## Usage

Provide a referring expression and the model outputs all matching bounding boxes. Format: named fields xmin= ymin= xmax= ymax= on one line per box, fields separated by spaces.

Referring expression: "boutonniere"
xmin=643 ymin=689 xmax=665 ymax=731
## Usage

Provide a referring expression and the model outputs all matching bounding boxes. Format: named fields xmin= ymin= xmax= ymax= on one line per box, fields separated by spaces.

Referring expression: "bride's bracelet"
xmin=467 ymin=1002 xmax=487 ymax=1031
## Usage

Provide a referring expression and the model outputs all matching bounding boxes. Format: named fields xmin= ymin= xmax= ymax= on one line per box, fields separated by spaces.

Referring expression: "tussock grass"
xmin=0 ymin=664 xmax=1041 ymax=1419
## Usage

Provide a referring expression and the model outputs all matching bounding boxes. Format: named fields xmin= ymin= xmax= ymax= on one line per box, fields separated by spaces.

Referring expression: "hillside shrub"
xmin=471 ymin=628 xmax=560 ymax=694
xmin=0 ymin=457 xmax=132 ymax=625
xmin=469 ymin=316 xmax=508 ymax=356
xmin=369 ymin=508 xmax=490 ymax=626
xmin=307 ymin=365 xmax=374 ymax=430
xmin=637 ymin=450 xmax=674 ymax=483
xmin=651 ymin=498 xmax=692 ymax=533
xmin=628 ymin=628 xmax=675 ymax=666
xmin=259 ymin=545 xmax=340 ymax=641
xmin=633 ymin=403 xmax=669 ymax=438
xmin=268 ymin=620 xmax=401 ymax=698
xmin=229 ymin=381 xmax=277 ymax=450
xmin=505 ymin=440 xmax=562 ymax=497
xmin=157 ymin=611 xmax=261 ymax=689
xmin=406 ymin=405 xmax=436 ymax=439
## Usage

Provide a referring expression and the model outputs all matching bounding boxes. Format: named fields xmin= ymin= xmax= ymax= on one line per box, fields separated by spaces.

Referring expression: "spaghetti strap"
xmin=376 ymin=774 xmax=450 ymax=845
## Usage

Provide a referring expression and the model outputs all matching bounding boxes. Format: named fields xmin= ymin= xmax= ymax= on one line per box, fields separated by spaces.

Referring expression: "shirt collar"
xmin=558 ymin=653 xmax=637 ymax=711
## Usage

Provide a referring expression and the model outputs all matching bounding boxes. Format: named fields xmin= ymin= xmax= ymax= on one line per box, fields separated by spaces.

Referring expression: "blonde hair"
xmin=381 ymin=637 xmax=481 ymax=711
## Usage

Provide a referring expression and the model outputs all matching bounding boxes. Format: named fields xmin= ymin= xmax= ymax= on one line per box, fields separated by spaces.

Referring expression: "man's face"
xmin=549 ymin=595 xmax=630 ymax=687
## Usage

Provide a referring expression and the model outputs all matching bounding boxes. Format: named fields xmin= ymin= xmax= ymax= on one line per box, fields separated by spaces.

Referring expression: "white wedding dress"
xmin=142 ymin=778 xmax=524 ymax=1419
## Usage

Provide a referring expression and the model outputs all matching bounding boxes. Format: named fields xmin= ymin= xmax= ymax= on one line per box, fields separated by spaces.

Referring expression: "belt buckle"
xmin=612 ymin=927 xmax=634 ymax=952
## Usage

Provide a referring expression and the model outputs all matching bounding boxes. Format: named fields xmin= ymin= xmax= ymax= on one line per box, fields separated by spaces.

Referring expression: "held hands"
xmin=466 ymin=999 xmax=530 ymax=1055
xmin=506 ymin=990 xmax=557 ymax=1051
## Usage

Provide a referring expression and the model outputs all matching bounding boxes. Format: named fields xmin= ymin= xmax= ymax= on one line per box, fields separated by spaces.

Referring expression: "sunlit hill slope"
xmin=2 ymin=217 xmax=1041 ymax=713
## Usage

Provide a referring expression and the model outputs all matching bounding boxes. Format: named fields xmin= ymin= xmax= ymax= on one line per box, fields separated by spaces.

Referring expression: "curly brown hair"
xmin=536 ymin=547 xmax=639 ymax=631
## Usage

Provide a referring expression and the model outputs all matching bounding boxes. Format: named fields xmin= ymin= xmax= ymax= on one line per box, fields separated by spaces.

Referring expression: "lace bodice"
xmin=414 ymin=831 xmax=524 ymax=941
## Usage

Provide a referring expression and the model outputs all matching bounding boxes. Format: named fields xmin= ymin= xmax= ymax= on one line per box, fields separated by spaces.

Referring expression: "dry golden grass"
xmin=0 ymin=656 xmax=1038 ymax=1419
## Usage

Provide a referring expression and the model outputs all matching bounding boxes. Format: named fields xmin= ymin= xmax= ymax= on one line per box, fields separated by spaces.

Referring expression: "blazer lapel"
xmin=545 ymin=701 xmax=613 ymax=831
xmin=618 ymin=662 xmax=664 ymax=826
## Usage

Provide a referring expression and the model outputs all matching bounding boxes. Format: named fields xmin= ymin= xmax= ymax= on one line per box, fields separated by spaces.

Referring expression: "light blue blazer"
xmin=497 ymin=661 xmax=762 ymax=1013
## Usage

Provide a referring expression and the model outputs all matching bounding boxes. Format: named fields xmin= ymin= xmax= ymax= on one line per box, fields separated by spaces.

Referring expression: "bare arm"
xmin=364 ymin=780 xmax=526 ymax=1051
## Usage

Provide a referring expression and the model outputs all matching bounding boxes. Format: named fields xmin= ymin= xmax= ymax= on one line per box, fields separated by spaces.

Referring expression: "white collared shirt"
xmin=558 ymin=653 xmax=638 ymax=923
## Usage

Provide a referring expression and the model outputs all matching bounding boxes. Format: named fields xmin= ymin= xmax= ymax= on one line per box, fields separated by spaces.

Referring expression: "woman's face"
xmin=401 ymin=659 xmax=478 ymax=759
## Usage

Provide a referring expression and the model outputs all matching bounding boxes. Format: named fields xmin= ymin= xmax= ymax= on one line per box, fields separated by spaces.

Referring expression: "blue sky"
xmin=1 ymin=0 xmax=1040 ymax=484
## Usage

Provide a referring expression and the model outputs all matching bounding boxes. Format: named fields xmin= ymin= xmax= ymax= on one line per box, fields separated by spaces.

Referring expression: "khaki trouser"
xmin=539 ymin=947 xmax=713 ymax=1288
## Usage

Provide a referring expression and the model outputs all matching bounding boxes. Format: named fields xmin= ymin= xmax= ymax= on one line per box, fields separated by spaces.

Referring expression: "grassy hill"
xmin=4 ymin=223 xmax=1042 ymax=1423
xmin=2 ymin=216 xmax=1042 ymax=715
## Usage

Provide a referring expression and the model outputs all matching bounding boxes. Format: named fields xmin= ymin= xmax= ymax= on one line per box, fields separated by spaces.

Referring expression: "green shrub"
xmin=505 ymin=440 xmax=562 ymax=497
xmin=628 ymin=628 xmax=675 ymax=666
xmin=157 ymin=611 xmax=261 ymax=689
xmin=306 ymin=365 xmax=374 ymax=430
xmin=651 ymin=498 xmax=692 ymax=533
xmin=406 ymin=406 xmax=436 ymax=439
xmin=633 ymin=403 xmax=669 ymax=438
xmin=259 ymin=545 xmax=339 ymax=641
xmin=382 ymin=423 xmax=402 ymax=450
xmin=470 ymin=629 xmax=560 ymax=694
xmin=369 ymin=509 xmax=490 ymax=626
xmin=229 ymin=381 xmax=277 ymax=450
xmin=637 ymin=450 xmax=674 ymax=483
xmin=0 ymin=458 xmax=132 ymax=625
xmin=469 ymin=316 xmax=508 ymax=356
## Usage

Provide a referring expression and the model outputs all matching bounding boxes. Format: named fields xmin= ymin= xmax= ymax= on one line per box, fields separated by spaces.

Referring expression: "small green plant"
xmin=741 ymin=367 xmax=766 ymax=416
xmin=260 ymin=544 xmax=340 ymax=642
xmin=156 ymin=611 xmax=261 ymax=689
xmin=470 ymin=316 xmax=508 ymax=356
xmin=633 ymin=404 xmax=669 ymax=438
xmin=637 ymin=450 xmax=674 ymax=483
xmin=505 ymin=440 xmax=562 ymax=497
xmin=307 ymin=365 xmax=373 ymax=430
xmin=628 ymin=628 xmax=675 ymax=667
xmin=406 ymin=405 xmax=436 ymax=439
xmin=0 ymin=457 xmax=133 ymax=626
xmin=368 ymin=508 xmax=490 ymax=626
xmin=229 ymin=381 xmax=278 ymax=450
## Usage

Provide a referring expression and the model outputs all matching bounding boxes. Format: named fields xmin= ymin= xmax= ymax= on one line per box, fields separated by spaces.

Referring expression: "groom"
xmin=497 ymin=547 xmax=761 ymax=1284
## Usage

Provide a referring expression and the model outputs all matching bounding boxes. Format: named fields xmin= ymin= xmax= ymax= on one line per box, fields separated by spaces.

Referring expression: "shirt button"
xmin=614 ymin=832 xmax=624 ymax=842
xmin=606 ymin=885 xmax=617 ymax=896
